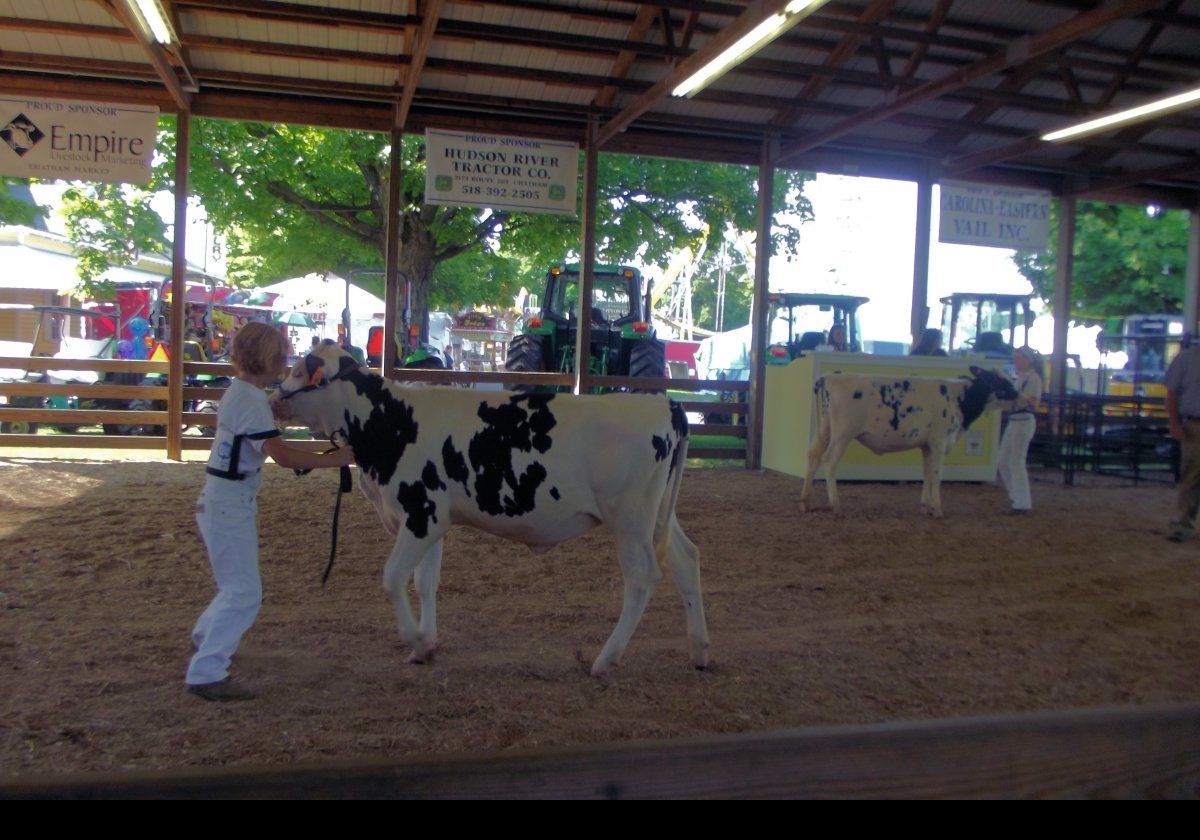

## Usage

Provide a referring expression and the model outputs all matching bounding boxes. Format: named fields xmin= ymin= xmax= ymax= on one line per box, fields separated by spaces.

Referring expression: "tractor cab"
xmin=940 ymin=293 xmax=1035 ymax=359
xmin=508 ymin=264 xmax=664 ymax=382
xmin=765 ymin=293 xmax=868 ymax=363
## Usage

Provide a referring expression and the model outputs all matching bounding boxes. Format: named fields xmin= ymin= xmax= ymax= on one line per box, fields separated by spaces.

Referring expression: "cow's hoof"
xmin=406 ymin=643 xmax=438 ymax=665
xmin=798 ymin=500 xmax=809 ymax=513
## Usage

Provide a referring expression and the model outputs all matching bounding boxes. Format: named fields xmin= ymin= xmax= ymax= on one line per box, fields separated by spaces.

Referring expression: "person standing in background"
xmin=997 ymin=347 xmax=1043 ymax=513
xmin=1166 ymin=338 xmax=1200 ymax=541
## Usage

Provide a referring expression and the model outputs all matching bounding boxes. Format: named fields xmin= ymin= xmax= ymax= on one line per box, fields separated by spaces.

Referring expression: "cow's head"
xmin=957 ymin=366 xmax=1020 ymax=428
xmin=272 ymin=340 xmax=363 ymax=436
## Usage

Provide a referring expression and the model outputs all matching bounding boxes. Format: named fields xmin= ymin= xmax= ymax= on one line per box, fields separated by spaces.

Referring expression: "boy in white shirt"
xmin=186 ymin=322 xmax=355 ymax=702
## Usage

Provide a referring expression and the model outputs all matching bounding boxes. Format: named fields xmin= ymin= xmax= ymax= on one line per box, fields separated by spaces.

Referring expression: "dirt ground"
xmin=1 ymin=456 xmax=1198 ymax=781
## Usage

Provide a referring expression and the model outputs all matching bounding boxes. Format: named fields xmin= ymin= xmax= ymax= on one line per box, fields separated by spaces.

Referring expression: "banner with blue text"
xmin=938 ymin=180 xmax=1050 ymax=251
xmin=425 ymin=129 xmax=578 ymax=216
xmin=0 ymin=96 xmax=158 ymax=184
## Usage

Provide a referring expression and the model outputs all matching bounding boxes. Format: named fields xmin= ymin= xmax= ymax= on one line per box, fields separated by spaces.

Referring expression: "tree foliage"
xmin=0 ymin=177 xmax=47 ymax=227
xmin=57 ymin=116 xmax=815 ymax=335
xmin=1013 ymin=200 xmax=1191 ymax=320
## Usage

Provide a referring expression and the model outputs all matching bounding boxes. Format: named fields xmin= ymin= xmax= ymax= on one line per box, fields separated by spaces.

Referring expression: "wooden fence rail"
xmin=3 ymin=704 xmax=1196 ymax=799
xmin=2 ymin=358 xmax=748 ymax=461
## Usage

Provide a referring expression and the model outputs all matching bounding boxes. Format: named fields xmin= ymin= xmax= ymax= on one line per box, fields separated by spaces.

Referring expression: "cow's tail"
xmin=653 ymin=413 xmax=689 ymax=569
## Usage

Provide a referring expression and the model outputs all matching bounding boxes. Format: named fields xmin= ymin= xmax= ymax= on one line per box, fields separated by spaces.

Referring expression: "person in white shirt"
xmin=997 ymin=347 xmax=1043 ymax=513
xmin=186 ymin=322 xmax=355 ymax=702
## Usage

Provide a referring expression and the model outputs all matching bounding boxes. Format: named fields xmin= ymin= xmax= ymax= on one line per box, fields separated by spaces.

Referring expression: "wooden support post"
xmin=746 ymin=137 xmax=775 ymax=470
xmin=167 ymin=111 xmax=190 ymax=461
xmin=384 ymin=125 xmax=403 ymax=378
xmin=1052 ymin=193 xmax=1076 ymax=403
xmin=911 ymin=165 xmax=934 ymax=344
xmin=574 ymin=121 xmax=598 ymax=396
xmin=1185 ymin=199 xmax=1200 ymax=341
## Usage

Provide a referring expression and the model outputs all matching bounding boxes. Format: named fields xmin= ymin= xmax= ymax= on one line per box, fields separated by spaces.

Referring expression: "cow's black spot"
xmin=442 ymin=437 xmax=470 ymax=496
xmin=879 ymin=384 xmax=905 ymax=431
xmin=957 ymin=373 xmax=1007 ymax=429
xmin=550 ymin=487 xmax=560 ymax=501
xmin=902 ymin=379 xmax=911 ymax=390
xmin=468 ymin=394 xmax=557 ymax=517
xmin=339 ymin=369 xmax=418 ymax=487
xmin=652 ymin=434 xmax=671 ymax=462
xmin=853 ymin=390 xmax=863 ymax=399
xmin=395 ymin=480 xmax=438 ymax=539
xmin=422 ymin=460 xmax=445 ymax=492
xmin=939 ymin=384 xmax=948 ymax=396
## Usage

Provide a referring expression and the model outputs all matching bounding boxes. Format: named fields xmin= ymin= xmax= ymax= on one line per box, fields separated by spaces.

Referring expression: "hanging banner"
xmin=425 ymin=128 xmax=578 ymax=215
xmin=938 ymin=180 xmax=1051 ymax=251
xmin=0 ymin=96 xmax=158 ymax=184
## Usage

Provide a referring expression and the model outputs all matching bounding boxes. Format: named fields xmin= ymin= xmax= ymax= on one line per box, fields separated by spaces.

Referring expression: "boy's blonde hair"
xmin=230 ymin=321 xmax=289 ymax=376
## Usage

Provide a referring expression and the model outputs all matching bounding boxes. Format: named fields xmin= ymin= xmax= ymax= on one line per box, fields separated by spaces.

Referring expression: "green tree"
xmin=1013 ymin=201 xmax=1190 ymax=320
xmin=0 ymin=177 xmax=47 ymax=227
xmin=61 ymin=116 xmax=814 ymax=337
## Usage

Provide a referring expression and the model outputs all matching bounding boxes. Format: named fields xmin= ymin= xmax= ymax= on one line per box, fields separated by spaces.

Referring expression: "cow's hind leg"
xmin=821 ymin=434 xmax=854 ymax=511
xmin=411 ymin=537 xmax=444 ymax=662
xmin=592 ymin=531 xmax=661 ymax=677
xmin=920 ymin=445 xmax=946 ymax=518
xmin=382 ymin=532 xmax=441 ymax=663
xmin=664 ymin=515 xmax=709 ymax=670
xmin=799 ymin=417 xmax=831 ymax=513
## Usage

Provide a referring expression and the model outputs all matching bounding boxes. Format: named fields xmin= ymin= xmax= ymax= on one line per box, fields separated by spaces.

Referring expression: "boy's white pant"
xmin=186 ymin=474 xmax=262 ymax=686
xmin=997 ymin=414 xmax=1036 ymax=511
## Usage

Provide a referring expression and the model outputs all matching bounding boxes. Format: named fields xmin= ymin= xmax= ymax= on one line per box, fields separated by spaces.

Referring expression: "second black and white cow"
xmin=799 ymin=366 xmax=1018 ymax=517
xmin=274 ymin=344 xmax=708 ymax=676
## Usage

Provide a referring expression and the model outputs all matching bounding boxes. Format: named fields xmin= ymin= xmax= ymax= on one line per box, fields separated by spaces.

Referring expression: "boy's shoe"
xmin=186 ymin=678 xmax=256 ymax=702
xmin=1167 ymin=529 xmax=1192 ymax=543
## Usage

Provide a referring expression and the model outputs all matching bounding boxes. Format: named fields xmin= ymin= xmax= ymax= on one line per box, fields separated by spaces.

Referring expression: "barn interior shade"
xmin=673 ymin=0 xmax=832 ymax=98
xmin=1041 ymin=84 xmax=1200 ymax=143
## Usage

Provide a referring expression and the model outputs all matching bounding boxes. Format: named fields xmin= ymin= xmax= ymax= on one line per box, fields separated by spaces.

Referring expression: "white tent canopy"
xmin=258 ymin=273 xmax=385 ymax=347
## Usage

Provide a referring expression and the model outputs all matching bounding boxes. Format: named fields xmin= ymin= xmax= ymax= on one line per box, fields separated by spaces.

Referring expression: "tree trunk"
xmin=397 ymin=220 xmax=437 ymax=348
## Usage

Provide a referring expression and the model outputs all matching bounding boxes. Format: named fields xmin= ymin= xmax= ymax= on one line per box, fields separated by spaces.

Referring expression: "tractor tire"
xmin=627 ymin=337 xmax=667 ymax=393
xmin=1 ymin=420 xmax=39 ymax=435
xmin=505 ymin=334 xmax=546 ymax=390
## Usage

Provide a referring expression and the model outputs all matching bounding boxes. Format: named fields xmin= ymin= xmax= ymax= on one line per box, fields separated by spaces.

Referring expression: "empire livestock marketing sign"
xmin=0 ymin=96 xmax=157 ymax=184
xmin=425 ymin=129 xmax=578 ymax=215
xmin=938 ymin=180 xmax=1050 ymax=251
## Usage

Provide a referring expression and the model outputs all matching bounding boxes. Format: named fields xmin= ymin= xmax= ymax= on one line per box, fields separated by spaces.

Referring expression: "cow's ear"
xmin=305 ymin=354 xmax=326 ymax=386
xmin=968 ymin=365 xmax=983 ymax=378
xmin=337 ymin=355 xmax=358 ymax=376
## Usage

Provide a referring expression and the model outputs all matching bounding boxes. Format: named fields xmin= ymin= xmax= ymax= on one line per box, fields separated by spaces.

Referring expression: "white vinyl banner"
xmin=938 ymin=180 xmax=1051 ymax=251
xmin=0 ymin=96 xmax=158 ymax=184
xmin=425 ymin=128 xmax=578 ymax=215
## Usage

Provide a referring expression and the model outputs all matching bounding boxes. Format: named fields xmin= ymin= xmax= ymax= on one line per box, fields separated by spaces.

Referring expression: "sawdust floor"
xmin=1 ymin=458 xmax=1198 ymax=780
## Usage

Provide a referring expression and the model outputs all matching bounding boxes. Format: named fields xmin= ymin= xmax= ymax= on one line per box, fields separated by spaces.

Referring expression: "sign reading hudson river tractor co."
xmin=425 ymin=128 xmax=578 ymax=215
xmin=0 ymin=97 xmax=158 ymax=184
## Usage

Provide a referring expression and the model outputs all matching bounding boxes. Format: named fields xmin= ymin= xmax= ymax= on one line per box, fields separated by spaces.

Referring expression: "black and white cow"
xmin=799 ymin=366 xmax=1018 ymax=517
xmin=274 ymin=344 xmax=708 ymax=676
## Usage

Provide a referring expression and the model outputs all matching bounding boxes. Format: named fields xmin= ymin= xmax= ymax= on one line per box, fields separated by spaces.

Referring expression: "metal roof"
xmin=3 ymin=1 xmax=1200 ymax=206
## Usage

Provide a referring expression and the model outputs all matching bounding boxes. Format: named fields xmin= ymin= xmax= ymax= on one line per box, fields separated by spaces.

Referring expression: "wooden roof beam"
xmin=597 ymin=0 xmax=808 ymax=148
xmin=1070 ymin=158 xmax=1200 ymax=197
xmin=768 ymin=0 xmax=895 ymax=128
xmin=894 ymin=0 xmax=951 ymax=87
xmin=774 ymin=0 xmax=1166 ymax=166
xmin=395 ymin=0 xmax=443 ymax=129
xmin=95 ymin=0 xmax=191 ymax=110
xmin=593 ymin=5 xmax=660 ymax=109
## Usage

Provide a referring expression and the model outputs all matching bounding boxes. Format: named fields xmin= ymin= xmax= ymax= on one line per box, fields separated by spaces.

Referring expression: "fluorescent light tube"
xmin=1041 ymin=84 xmax=1200 ymax=142
xmin=673 ymin=0 xmax=830 ymax=98
xmin=133 ymin=0 xmax=174 ymax=45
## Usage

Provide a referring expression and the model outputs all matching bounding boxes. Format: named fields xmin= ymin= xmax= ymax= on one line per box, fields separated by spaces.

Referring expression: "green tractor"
xmin=506 ymin=264 xmax=666 ymax=387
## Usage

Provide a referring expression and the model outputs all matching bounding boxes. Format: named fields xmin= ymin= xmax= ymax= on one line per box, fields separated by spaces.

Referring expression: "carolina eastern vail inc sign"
xmin=425 ymin=128 xmax=578 ymax=216
xmin=0 ymin=96 xmax=158 ymax=184
xmin=938 ymin=180 xmax=1051 ymax=251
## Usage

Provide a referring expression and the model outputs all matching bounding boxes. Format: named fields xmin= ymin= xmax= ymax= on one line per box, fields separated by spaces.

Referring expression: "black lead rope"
xmin=321 ymin=463 xmax=353 ymax=587
xmin=293 ymin=433 xmax=353 ymax=586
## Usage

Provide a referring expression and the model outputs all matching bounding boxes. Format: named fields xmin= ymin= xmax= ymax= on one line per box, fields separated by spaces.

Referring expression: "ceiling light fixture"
xmin=672 ymin=0 xmax=831 ymax=99
xmin=1041 ymin=84 xmax=1200 ymax=143
xmin=130 ymin=0 xmax=175 ymax=45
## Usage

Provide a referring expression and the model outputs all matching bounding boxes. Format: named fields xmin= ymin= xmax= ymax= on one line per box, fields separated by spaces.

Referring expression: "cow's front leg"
xmin=382 ymin=532 xmax=441 ymax=664
xmin=799 ymin=420 xmax=831 ymax=513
